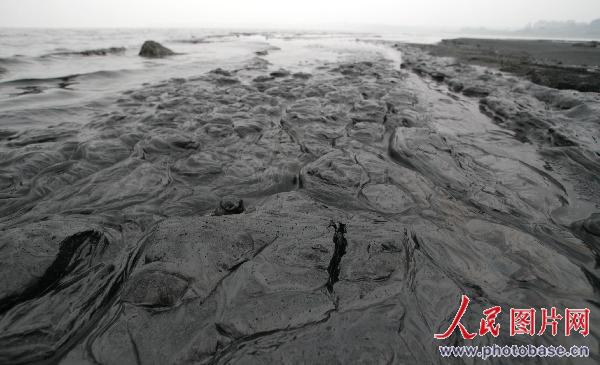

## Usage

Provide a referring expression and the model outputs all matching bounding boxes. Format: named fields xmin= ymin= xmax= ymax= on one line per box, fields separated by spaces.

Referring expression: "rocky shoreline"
xmin=1 ymin=38 xmax=599 ymax=364
xmin=410 ymin=38 xmax=600 ymax=92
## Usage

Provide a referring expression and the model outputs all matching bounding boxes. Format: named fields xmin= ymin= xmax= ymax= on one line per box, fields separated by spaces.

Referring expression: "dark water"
xmin=0 ymin=29 xmax=599 ymax=364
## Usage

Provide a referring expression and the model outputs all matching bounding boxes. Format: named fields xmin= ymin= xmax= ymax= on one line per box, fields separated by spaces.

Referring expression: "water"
xmin=0 ymin=29 xmax=406 ymax=125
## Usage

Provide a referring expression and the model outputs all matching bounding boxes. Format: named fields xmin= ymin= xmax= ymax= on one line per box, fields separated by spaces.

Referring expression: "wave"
xmin=0 ymin=56 xmax=26 ymax=66
xmin=174 ymin=38 xmax=211 ymax=44
xmin=41 ymin=47 xmax=127 ymax=58
xmin=172 ymin=32 xmax=266 ymax=44
xmin=0 ymin=69 xmax=127 ymax=86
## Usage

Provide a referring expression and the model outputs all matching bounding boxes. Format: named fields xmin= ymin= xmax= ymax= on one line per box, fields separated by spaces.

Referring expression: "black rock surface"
xmin=0 ymin=41 xmax=599 ymax=364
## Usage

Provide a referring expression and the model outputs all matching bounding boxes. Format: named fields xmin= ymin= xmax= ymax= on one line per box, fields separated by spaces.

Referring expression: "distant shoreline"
xmin=407 ymin=37 xmax=600 ymax=92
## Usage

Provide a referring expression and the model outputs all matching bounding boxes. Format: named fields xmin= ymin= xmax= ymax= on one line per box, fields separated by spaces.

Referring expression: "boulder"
xmin=139 ymin=40 xmax=175 ymax=58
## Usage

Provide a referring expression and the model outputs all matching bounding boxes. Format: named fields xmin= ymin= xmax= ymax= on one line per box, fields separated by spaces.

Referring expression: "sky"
xmin=0 ymin=0 xmax=599 ymax=29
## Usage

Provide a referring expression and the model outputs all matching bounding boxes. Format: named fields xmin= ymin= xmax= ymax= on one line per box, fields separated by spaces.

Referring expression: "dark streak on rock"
xmin=0 ymin=230 xmax=108 ymax=314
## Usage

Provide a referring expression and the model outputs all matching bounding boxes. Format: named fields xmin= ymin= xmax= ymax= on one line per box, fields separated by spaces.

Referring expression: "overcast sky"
xmin=1 ymin=0 xmax=599 ymax=29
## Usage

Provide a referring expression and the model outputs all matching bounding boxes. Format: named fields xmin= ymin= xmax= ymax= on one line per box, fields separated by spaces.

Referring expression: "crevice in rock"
xmin=325 ymin=221 xmax=348 ymax=293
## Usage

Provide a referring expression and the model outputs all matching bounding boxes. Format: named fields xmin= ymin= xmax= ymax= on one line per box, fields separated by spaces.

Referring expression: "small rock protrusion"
xmin=270 ymin=69 xmax=290 ymax=78
xmin=292 ymin=72 xmax=312 ymax=80
xmin=214 ymin=196 xmax=245 ymax=216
